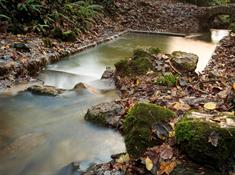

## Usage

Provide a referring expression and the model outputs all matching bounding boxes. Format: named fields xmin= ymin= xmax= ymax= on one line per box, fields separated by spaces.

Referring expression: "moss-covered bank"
xmin=176 ymin=116 xmax=235 ymax=171
xmin=123 ymin=103 xmax=175 ymax=158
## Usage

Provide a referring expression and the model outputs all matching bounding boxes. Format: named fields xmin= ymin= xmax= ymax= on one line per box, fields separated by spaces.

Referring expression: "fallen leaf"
xmin=159 ymin=144 xmax=174 ymax=160
xmin=116 ymin=154 xmax=130 ymax=164
xmin=217 ymin=87 xmax=231 ymax=99
xmin=204 ymin=102 xmax=217 ymax=110
xmin=157 ymin=161 xmax=177 ymax=175
xmin=171 ymin=101 xmax=191 ymax=111
xmin=145 ymin=156 xmax=153 ymax=171
xmin=233 ymin=83 xmax=235 ymax=90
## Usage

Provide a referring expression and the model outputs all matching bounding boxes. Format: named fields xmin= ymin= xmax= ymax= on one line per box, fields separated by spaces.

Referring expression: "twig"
xmin=168 ymin=60 xmax=182 ymax=75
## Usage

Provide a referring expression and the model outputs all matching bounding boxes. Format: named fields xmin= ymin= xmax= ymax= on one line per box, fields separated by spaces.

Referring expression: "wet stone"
xmin=171 ymin=51 xmax=199 ymax=73
xmin=101 ymin=67 xmax=114 ymax=79
xmin=28 ymin=85 xmax=64 ymax=96
xmin=84 ymin=101 xmax=125 ymax=128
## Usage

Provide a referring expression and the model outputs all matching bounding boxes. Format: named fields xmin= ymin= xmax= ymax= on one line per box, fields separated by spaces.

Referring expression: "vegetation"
xmin=0 ymin=0 xmax=103 ymax=35
xmin=176 ymin=117 xmax=235 ymax=170
xmin=155 ymin=72 xmax=179 ymax=87
xmin=124 ymin=103 xmax=175 ymax=158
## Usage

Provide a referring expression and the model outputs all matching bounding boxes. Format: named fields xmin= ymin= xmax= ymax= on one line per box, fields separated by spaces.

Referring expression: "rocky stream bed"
xmin=0 ymin=1 xmax=235 ymax=175
xmin=81 ymin=34 xmax=235 ymax=175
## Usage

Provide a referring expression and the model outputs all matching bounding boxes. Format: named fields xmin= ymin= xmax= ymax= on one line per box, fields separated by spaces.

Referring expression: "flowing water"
xmin=0 ymin=31 xmax=229 ymax=175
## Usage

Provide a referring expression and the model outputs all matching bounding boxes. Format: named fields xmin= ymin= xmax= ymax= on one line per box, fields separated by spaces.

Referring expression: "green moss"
xmin=115 ymin=57 xmax=152 ymax=76
xmin=51 ymin=28 xmax=76 ymax=42
xmin=229 ymin=23 xmax=235 ymax=32
xmin=147 ymin=47 xmax=161 ymax=55
xmin=133 ymin=48 xmax=150 ymax=59
xmin=115 ymin=49 xmax=153 ymax=77
xmin=155 ymin=72 xmax=179 ymax=87
xmin=62 ymin=30 xmax=76 ymax=42
xmin=176 ymin=117 xmax=235 ymax=170
xmin=124 ymin=103 xmax=175 ymax=158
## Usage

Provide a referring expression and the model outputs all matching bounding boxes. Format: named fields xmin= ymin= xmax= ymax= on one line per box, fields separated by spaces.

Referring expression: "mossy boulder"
xmin=171 ymin=51 xmax=198 ymax=73
xmin=176 ymin=115 xmax=235 ymax=171
xmin=124 ymin=103 xmax=175 ymax=158
xmin=115 ymin=49 xmax=153 ymax=76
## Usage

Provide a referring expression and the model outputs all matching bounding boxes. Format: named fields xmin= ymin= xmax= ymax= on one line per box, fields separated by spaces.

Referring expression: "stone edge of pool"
xmin=0 ymin=30 xmax=187 ymax=90
xmin=59 ymin=30 xmax=187 ymax=59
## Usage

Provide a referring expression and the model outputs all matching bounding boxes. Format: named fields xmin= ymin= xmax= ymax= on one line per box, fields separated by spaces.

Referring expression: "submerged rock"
xmin=73 ymin=82 xmax=99 ymax=94
xmin=84 ymin=101 xmax=125 ymax=128
xmin=123 ymin=103 xmax=175 ymax=158
xmin=73 ymin=82 xmax=87 ymax=91
xmin=176 ymin=112 xmax=235 ymax=171
xmin=28 ymin=85 xmax=64 ymax=96
xmin=171 ymin=51 xmax=198 ymax=73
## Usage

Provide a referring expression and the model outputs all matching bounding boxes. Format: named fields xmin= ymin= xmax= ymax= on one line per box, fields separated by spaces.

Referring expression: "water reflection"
xmin=41 ymin=32 xmax=218 ymax=90
xmin=211 ymin=29 xmax=230 ymax=44
xmin=0 ymin=91 xmax=125 ymax=175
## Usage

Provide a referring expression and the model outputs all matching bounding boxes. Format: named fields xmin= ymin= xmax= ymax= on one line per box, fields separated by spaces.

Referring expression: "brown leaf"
xmin=159 ymin=144 xmax=174 ymax=160
xmin=217 ymin=87 xmax=231 ymax=99
xmin=157 ymin=161 xmax=177 ymax=175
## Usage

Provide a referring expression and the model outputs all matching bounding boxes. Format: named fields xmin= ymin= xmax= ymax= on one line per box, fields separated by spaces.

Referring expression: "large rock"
xmin=115 ymin=49 xmax=153 ymax=77
xmin=176 ymin=112 xmax=235 ymax=171
xmin=124 ymin=103 xmax=175 ymax=158
xmin=28 ymin=85 xmax=64 ymax=96
xmin=84 ymin=101 xmax=125 ymax=127
xmin=171 ymin=51 xmax=198 ymax=73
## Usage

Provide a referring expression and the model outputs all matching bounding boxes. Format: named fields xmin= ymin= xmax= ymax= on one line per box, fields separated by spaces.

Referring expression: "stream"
xmin=0 ymin=30 xmax=229 ymax=175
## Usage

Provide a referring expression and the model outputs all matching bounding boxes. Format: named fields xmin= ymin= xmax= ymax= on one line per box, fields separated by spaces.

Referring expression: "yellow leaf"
xmin=168 ymin=131 xmax=175 ymax=138
xmin=145 ymin=156 xmax=153 ymax=171
xmin=233 ymin=83 xmax=235 ymax=90
xmin=171 ymin=102 xmax=191 ymax=111
xmin=204 ymin=102 xmax=217 ymax=110
xmin=135 ymin=79 xmax=140 ymax=86
xmin=116 ymin=154 xmax=130 ymax=164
